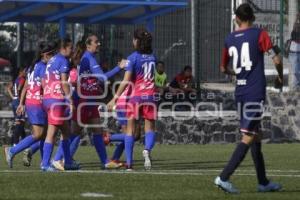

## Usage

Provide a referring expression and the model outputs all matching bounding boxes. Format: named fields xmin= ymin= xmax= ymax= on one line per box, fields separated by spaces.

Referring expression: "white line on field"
xmin=0 ymin=169 xmax=300 ymax=178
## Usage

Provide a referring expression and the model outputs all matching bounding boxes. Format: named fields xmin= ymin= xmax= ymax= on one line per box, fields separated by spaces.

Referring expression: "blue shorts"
xmin=116 ymin=110 xmax=127 ymax=126
xmin=12 ymin=99 xmax=25 ymax=122
xmin=237 ymin=100 xmax=264 ymax=134
xmin=26 ymin=104 xmax=47 ymax=125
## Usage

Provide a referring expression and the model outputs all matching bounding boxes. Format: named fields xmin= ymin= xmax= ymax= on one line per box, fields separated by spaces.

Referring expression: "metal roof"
xmin=0 ymin=0 xmax=189 ymax=24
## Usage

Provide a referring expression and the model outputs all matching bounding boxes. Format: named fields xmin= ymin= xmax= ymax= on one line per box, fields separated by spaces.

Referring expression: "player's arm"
xmin=19 ymin=80 xmax=28 ymax=106
xmin=6 ymin=82 xmax=14 ymax=99
xmin=17 ymin=77 xmax=25 ymax=97
xmin=259 ymin=30 xmax=283 ymax=84
xmin=107 ymin=59 xmax=131 ymax=111
xmin=220 ymin=47 xmax=236 ymax=76
xmin=61 ymin=73 xmax=73 ymax=105
xmin=16 ymin=80 xmax=28 ymax=115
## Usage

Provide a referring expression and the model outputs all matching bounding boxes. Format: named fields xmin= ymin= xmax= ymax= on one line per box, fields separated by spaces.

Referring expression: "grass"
xmin=0 ymin=144 xmax=300 ymax=200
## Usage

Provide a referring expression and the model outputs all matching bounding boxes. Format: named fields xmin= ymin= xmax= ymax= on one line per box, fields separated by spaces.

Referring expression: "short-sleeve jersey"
xmin=125 ymin=51 xmax=156 ymax=97
xmin=222 ymin=27 xmax=273 ymax=101
xmin=79 ymin=51 xmax=103 ymax=97
xmin=43 ymin=53 xmax=70 ymax=99
xmin=25 ymin=61 xmax=46 ymax=104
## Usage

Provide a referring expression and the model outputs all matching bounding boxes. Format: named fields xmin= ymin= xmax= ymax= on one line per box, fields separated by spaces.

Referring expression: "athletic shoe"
xmin=23 ymin=148 xmax=32 ymax=167
xmin=41 ymin=165 xmax=57 ymax=172
xmin=52 ymin=160 xmax=65 ymax=171
xmin=125 ymin=166 xmax=133 ymax=172
xmin=214 ymin=176 xmax=239 ymax=194
xmin=258 ymin=181 xmax=282 ymax=192
xmin=105 ymin=160 xmax=121 ymax=169
xmin=4 ymin=146 xmax=13 ymax=168
xmin=64 ymin=162 xmax=80 ymax=171
xmin=111 ymin=160 xmax=125 ymax=168
xmin=143 ymin=150 xmax=151 ymax=171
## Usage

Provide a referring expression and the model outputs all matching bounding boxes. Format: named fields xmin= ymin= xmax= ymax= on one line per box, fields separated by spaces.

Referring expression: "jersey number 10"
xmin=229 ymin=42 xmax=253 ymax=74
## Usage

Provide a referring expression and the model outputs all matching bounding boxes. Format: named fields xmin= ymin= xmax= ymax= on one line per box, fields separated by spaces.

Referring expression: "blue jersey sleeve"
xmin=125 ymin=53 xmax=136 ymax=73
xmin=104 ymin=66 xmax=121 ymax=79
xmin=59 ymin=58 xmax=70 ymax=74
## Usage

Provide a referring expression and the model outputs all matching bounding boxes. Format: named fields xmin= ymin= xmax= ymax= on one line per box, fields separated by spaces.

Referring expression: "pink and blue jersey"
xmin=25 ymin=61 xmax=47 ymax=125
xmin=43 ymin=53 xmax=70 ymax=100
xmin=221 ymin=27 xmax=273 ymax=101
xmin=125 ymin=51 xmax=156 ymax=97
xmin=125 ymin=51 xmax=157 ymax=120
xmin=42 ymin=53 xmax=70 ymax=125
xmin=25 ymin=61 xmax=46 ymax=105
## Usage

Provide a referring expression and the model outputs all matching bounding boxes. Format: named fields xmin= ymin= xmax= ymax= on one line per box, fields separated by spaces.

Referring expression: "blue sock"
xmin=145 ymin=131 xmax=156 ymax=151
xmin=124 ymin=135 xmax=134 ymax=167
xmin=110 ymin=133 xmax=125 ymax=142
xmin=93 ymin=134 xmax=108 ymax=165
xmin=39 ymin=139 xmax=45 ymax=159
xmin=30 ymin=141 xmax=40 ymax=155
xmin=10 ymin=135 xmax=36 ymax=156
xmin=41 ymin=142 xmax=54 ymax=168
xmin=53 ymin=141 xmax=64 ymax=161
xmin=112 ymin=142 xmax=125 ymax=161
xmin=69 ymin=134 xmax=80 ymax=157
xmin=62 ymin=139 xmax=72 ymax=165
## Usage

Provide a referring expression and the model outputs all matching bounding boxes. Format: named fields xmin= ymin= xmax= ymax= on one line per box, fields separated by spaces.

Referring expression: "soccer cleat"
xmin=111 ymin=160 xmax=125 ymax=168
xmin=64 ymin=162 xmax=80 ymax=171
xmin=214 ymin=176 xmax=239 ymax=194
xmin=52 ymin=160 xmax=65 ymax=171
xmin=125 ymin=166 xmax=133 ymax=172
xmin=105 ymin=160 xmax=121 ymax=169
xmin=23 ymin=148 xmax=32 ymax=167
xmin=4 ymin=147 xmax=13 ymax=168
xmin=257 ymin=181 xmax=282 ymax=192
xmin=41 ymin=165 xmax=57 ymax=172
xmin=143 ymin=150 xmax=152 ymax=171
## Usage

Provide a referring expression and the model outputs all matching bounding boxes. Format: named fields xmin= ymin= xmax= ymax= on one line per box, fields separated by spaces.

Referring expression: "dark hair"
xmin=235 ymin=3 xmax=255 ymax=22
xmin=183 ymin=65 xmax=192 ymax=72
xmin=56 ymin=37 xmax=72 ymax=49
xmin=157 ymin=61 xmax=165 ymax=66
xmin=29 ymin=41 xmax=56 ymax=73
xmin=292 ymin=13 xmax=300 ymax=40
xmin=133 ymin=28 xmax=153 ymax=54
xmin=84 ymin=34 xmax=97 ymax=46
xmin=71 ymin=40 xmax=86 ymax=67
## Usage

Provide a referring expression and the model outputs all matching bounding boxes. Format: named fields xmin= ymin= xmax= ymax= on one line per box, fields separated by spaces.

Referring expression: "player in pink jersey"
xmin=52 ymin=41 xmax=85 ymax=171
xmin=4 ymin=41 xmax=56 ymax=168
xmin=108 ymin=28 xmax=157 ymax=170
xmin=41 ymin=38 xmax=79 ymax=171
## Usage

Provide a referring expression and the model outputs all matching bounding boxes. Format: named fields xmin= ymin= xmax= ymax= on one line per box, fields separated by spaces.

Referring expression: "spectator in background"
xmin=154 ymin=61 xmax=182 ymax=105
xmin=155 ymin=61 xmax=167 ymax=95
xmin=289 ymin=13 xmax=300 ymax=90
xmin=169 ymin=65 xmax=197 ymax=110
xmin=6 ymin=66 xmax=27 ymax=145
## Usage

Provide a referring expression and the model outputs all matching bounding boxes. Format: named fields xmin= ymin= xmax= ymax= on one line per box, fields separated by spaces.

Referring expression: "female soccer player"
xmin=78 ymin=34 xmax=127 ymax=169
xmin=7 ymin=67 xmax=27 ymax=145
xmin=108 ymin=28 xmax=157 ymax=170
xmin=52 ymin=41 xmax=86 ymax=171
xmin=214 ymin=3 xmax=282 ymax=193
xmin=41 ymin=38 xmax=78 ymax=171
xmin=4 ymin=41 xmax=56 ymax=168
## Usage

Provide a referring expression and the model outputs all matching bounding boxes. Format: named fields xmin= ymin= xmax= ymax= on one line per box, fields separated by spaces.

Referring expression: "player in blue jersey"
xmin=4 ymin=41 xmax=56 ymax=168
xmin=214 ymin=3 xmax=283 ymax=193
xmin=41 ymin=38 xmax=79 ymax=172
xmin=78 ymin=34 xmax=127 ymax=169
xmin=108 ymin=28 xmax=157 ymax=170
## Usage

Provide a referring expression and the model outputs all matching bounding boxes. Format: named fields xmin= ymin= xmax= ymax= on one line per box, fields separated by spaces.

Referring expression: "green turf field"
xmin=0 ymin=144 xmax=300 ymax=200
